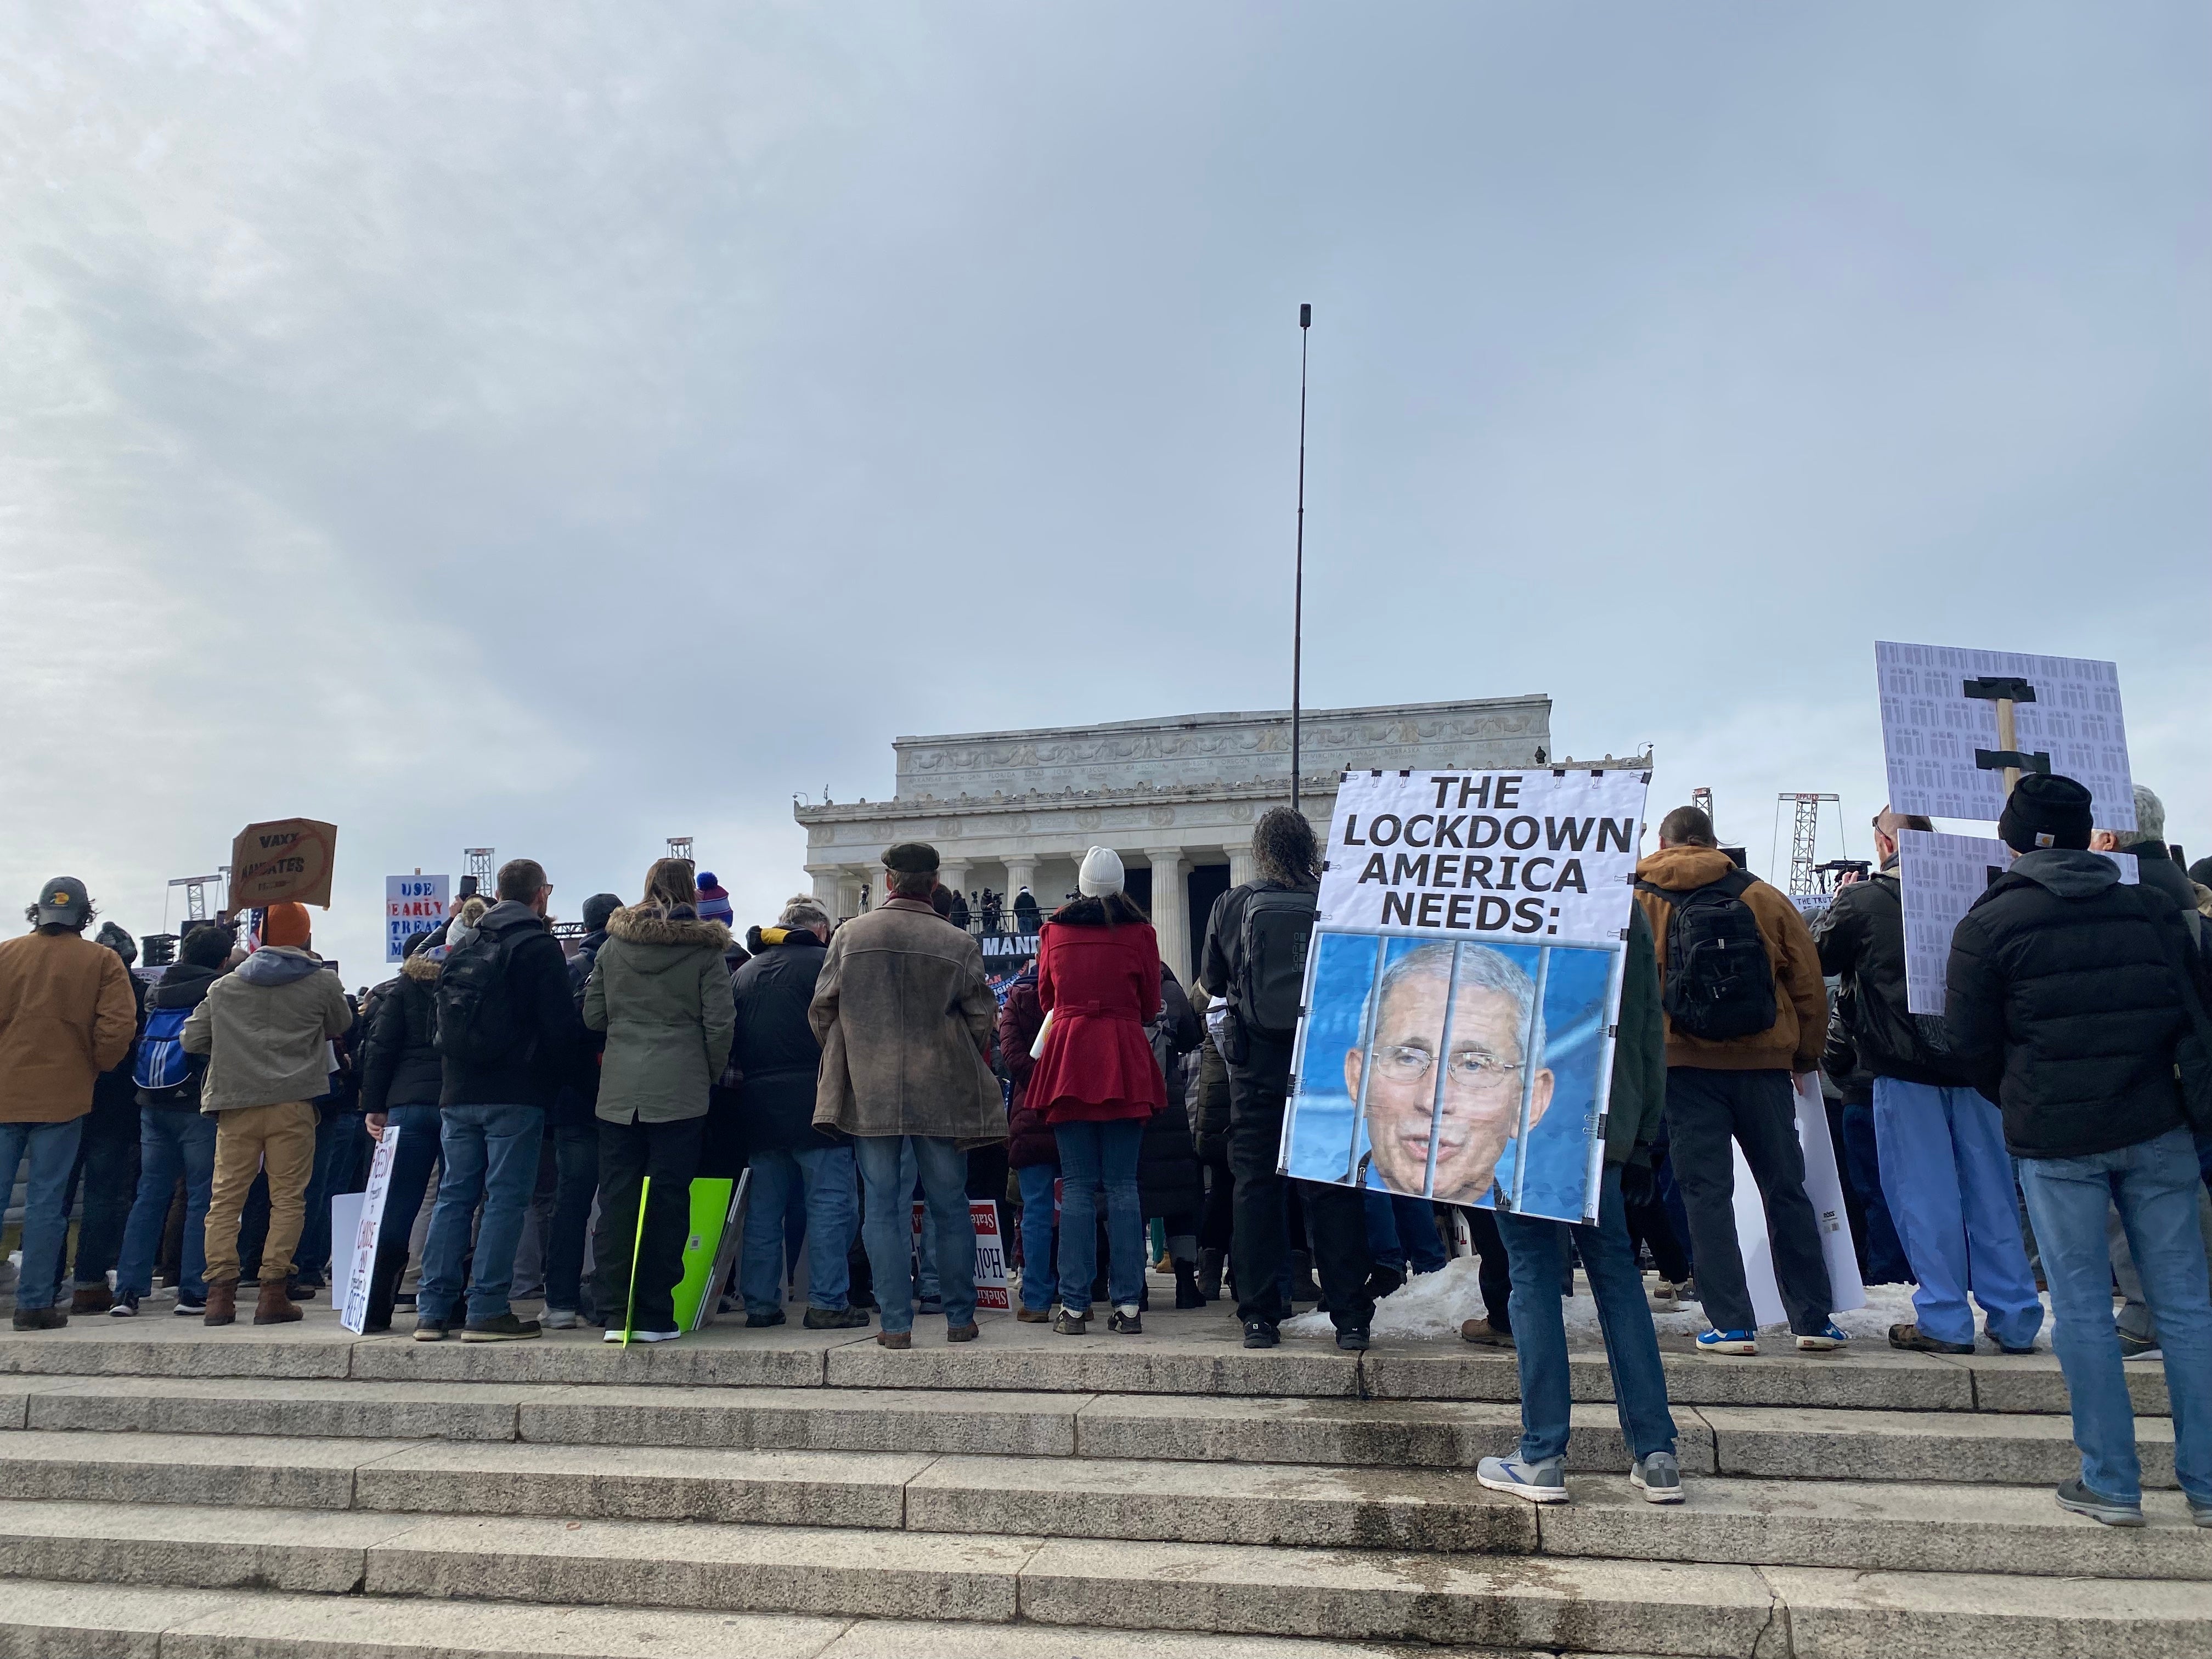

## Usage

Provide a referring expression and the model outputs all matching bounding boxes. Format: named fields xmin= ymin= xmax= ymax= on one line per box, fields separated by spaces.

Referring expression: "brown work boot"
xmin=204 ymin=1279 xmax=239 ymax=1327
xmin=252 ymin=1279 xmax=303 ymax=1326
xmin=1459 ymin=1317 xmax=1514 ymax=1348
xmin=70 ymin=1284 xmax=111 ymax=1314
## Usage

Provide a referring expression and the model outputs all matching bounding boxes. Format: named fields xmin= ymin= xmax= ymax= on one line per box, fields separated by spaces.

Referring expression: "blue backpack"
xmin=133 ymin=1003 xmax=194 ymax=1094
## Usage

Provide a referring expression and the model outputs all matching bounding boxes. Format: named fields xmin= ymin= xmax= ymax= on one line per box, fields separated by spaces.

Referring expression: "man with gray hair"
xmin=734 ymin=895 xmax=865 ymax=1329
xmin=1346 ymin=942 xmax=1554 ymax=1206
xmin=2090 ymin=785 xmax=2212 ymax=1362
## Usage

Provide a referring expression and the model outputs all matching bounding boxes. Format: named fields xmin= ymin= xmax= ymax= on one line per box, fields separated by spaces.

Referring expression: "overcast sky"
xmin=4 ymin=3 xmax=2205 ymax=976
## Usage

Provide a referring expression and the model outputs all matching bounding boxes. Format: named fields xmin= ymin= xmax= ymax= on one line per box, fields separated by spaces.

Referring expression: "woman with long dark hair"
xmin=1025 ymin=847 xmax=1164 ymax=1334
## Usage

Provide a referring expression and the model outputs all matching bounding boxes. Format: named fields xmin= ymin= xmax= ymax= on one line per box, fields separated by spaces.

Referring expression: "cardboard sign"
xmin=1732 ymin=1076 xmax=1865 ymax=1328
xmin=336 ymin=1126 xmax=402 ymax=1334
xmin=1875 ymin=642 xmax=2134 ymax=827
xmin=1897 ymin=830 xmax=2138 ymax=1015
xmin=230 ymin=818 xmax=339 ymax=910
xmin=1282 ymin=767 xmax=1651 ymax=1224
xmin=386 ymin=874 xmax=451 ymax=963
xmin=913 ymin=1198 xmax=1011 ymax=1311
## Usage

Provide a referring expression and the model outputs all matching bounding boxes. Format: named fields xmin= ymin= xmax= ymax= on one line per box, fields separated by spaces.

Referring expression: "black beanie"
xmin=1998 ymin=773 xmax=2094 ymax=853
xmin=582 ymin=891 xmax=623 ymax=932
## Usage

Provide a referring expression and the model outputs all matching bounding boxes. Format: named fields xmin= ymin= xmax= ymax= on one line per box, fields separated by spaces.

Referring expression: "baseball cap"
xmin=36 ymin=877 xmax=91 ymax=927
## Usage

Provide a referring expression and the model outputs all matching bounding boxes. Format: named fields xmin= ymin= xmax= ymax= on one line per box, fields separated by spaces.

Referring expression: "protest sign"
xmin=1875 ymin=642 xmax=2133 ymax=827
xmin=229 ymin=817 xmax=340 ymax=910
xmin=1283 ymin=766 xmax=1650 ymax=1224
xmin=912 ymin=1199 xmax=1011 ymax=1311
xmin=1896 ymin=830 xmax=2138 ymax=1015
xmin=385 ymin=874 xmax=451 ymax=963
xmin=672 ymin=1176 xmax=744 ymax=1333
xmin=336 ymin=1126 xmax=402 ymax=1333
xmin=1731 ymin=1076 xmax=1864 ymax=1328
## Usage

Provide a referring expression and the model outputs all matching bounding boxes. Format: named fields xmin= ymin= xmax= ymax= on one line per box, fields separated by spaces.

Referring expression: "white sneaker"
xmin=541 ymin=1308 xmax=580 ymax=1330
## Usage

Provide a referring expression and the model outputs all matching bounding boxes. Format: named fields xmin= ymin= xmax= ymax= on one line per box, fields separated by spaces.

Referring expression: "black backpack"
xmin=435 ymin=924 xmax=532 ymax=1068
xmin=1639 ymin=869 xmax=1777 ymax=1042
xmin=1235 ymin=886 xmax=1317 ymax=1041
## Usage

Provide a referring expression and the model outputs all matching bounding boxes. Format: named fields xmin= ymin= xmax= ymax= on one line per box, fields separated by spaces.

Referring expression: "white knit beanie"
xmin=1077 ymin=846 xmax=1125 ymax=898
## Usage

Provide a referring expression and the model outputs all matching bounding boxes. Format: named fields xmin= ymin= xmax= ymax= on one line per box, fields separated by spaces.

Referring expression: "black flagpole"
xmin=1292 ymin=302 xmax=1310 ymax=815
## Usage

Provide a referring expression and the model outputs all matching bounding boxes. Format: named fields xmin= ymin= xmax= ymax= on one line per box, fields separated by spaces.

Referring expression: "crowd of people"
xmin=1 ymin=774 xmax=2208 ymax=1529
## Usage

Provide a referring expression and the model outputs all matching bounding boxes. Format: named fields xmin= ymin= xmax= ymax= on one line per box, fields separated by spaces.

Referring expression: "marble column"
xmin=1145 ymin=849 xmax=1189 ymax=985
xmin=1225 ymin=842 xmax=1256 ymax=888
xmin=806 ymin=865 xmax=841 ymax=917
xmin=939 ymin=861 xmax=971 ymax=922
xmin=836 ymin=867 xmax=865 ymax=919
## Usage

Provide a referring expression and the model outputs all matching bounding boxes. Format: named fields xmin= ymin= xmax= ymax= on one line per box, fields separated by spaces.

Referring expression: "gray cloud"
xmin=2 ymin=2 xmax=2204 ymax=974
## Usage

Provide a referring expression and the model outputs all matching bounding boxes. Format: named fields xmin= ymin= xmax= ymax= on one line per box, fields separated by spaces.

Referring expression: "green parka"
xmin=584 ymin=906 xmax=737 ymax=1125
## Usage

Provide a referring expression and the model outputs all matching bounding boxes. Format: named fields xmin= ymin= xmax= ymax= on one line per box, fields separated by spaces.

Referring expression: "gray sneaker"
xmin=2056 ymin=1478 xmax=2145 ymax=1527
xmin=540 ymin=1307 xmax=580 ymax=1330
xmin=1476 ymin=1454 xmax=1568 ymax=1504
xmin=2188 ymin=1498 xmax=2210 ymax=1530
xmin=1631 ymin=1451 xmax=1684 ymax=1504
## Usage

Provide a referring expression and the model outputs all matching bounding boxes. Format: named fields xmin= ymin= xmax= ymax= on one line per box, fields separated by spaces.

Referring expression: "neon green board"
xmin=670 ymin=1177 xmax=737 ymax=1334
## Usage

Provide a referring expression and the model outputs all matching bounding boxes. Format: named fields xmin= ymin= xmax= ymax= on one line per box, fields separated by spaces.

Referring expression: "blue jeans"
xmin=1365 ymin=1190 xmax=1449 ymax=1276
xmin=1053 ymin=1118 xmax=1146 ymax=1315
xmin=0 ymin=1119 xmax=84 ymax=1312
xmin=295 ymin=1111 xmax=370 ymax=1284
xmin=1498 ymin=1164 xmax=1678 ymax=1465
xmin=855 ymin=1135 xmax=974 ymax=1334
xmin=115 ymin=1111 xmax=218 ymax=1301
xmin=1873 ymin=1079 xmax=2042 ymax=1351
xmin=2018 ymin=1127 xmax=2212 ymax=1506
xmin=899 ymin=1140 xmax=939 ymax=1301
xmin=366 ymin=1105 xmax=444 ymax=1325
xmin=417 ymin=1105 xmax=545 ymax=1325
xmin=740 ymin=1144 xmax=859 ymax=1314
xmin=1017 ymin=1162 xmax=1060 ymax=1312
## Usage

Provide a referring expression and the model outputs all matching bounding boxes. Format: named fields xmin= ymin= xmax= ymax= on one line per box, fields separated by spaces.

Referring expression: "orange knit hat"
xmin=262 ymin=902 xmax=312 ymax=949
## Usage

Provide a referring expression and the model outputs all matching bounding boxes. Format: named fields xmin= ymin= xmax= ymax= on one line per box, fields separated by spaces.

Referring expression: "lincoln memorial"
xmin=797 ymin=695 xmax=1651 ymax=982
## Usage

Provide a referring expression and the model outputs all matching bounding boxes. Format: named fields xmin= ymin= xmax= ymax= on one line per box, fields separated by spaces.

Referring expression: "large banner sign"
xmin=1875 ymin=642 xmax=2133 ymax=827
xmin=1282 ymin=767 xmax=1650 ymax=1224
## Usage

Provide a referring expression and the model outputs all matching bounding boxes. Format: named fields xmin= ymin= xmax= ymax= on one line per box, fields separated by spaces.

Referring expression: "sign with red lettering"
xmin=228 ymin=818 xmax=338 ymax=910
xmin=386 ymin=874 xmax=452 ymax=963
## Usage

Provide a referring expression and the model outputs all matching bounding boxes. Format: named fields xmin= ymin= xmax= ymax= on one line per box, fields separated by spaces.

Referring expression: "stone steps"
xmin=0 ymin=1428 xmax=2204 ymax=1580
xmin=4 ymin=1373 xmax=2181 ymax=1486
xmin=0 ymin=1319 xmax=2172 ymax=1415
xmin=1 ymin=1500 xmax=2208 ymax=1656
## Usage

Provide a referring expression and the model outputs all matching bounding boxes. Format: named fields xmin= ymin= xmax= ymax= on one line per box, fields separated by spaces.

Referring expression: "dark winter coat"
xmin=1190 ymin=1029 xmax=1231 ymax=1163
xmin=90 ymin=969 xmax=146 ymax=1124
xmin=1945 ymin=848 xmax=2192 ymax=1160
xmin=1197 ymin=878 xmax=1316 ymax=1085
xmin=438 ymin=901 xmax=588 ymax=1110
xmin=1137 ymin=962 xmax=1205 ymax=1217
xmin=359 ymin=953 xmax=444 ymax=1115
xmin=997 ymin=970 xmax=1056 ymax=1169
xmin=1812 ymin=868 xmax=1970 ymax=1087
xmin=136 ymin=962 xmax=222 ymax=1111
xmin=1027 ymin=901 xmax=1165 ymax=1124
xmin=730 ymin=928 xmax=838 ymax=1154
xmin=1602 ymin=905 xmax=1668 ymax=1167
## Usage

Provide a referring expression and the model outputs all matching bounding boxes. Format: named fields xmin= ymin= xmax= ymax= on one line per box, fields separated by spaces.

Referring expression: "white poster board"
xmin=337 ymin=1126 xmax=402 ymax=1333
xmin=386 ymin=875 xmax=451 ymax=963
xmin=1875 ymin=641 xmax=2133 ymax=827
xmin=1283 ymin=766 xmax=1651 ymax=1224
xmin=1896 ymin=830 xmax=2138 ymax=1015
xmin=912 ymin=1198 xmax=1011 ymax=1311
xmin=1732 ymin=1075 xmax=1864 ymax=1328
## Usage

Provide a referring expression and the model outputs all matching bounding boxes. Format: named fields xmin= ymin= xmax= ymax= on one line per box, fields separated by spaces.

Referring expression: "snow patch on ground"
xmin=1284 ymin=1260 xmax=2053 ymax=1346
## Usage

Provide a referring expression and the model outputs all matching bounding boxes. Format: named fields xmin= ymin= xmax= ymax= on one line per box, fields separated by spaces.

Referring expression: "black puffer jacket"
xmin=1813 ymin=870 xmax=1968 ymax=1087
xmin=729 ymin=928 xmax=836 ymax=1154
xmin=1946 ymin=849 xmax=2192 ymax=1159
xmin=360 ymin=953 xmax=444 ymax=1115
xmin=1138 ymin=964 xmax=1205 ymax=1221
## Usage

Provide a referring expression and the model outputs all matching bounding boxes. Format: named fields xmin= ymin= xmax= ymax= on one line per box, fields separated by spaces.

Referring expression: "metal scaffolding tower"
xmin=667 ymin=837 xmax=694 ymax=862
xmin=1779 ymin=793 xmax=1841 ymax=897
xmin=168 ymin=874 xmax=225 ymax=923
xmin=1690 ymin=786 xmax=1714 ymax=823
xmin=463 ymin=848 xmax=496 ymax=895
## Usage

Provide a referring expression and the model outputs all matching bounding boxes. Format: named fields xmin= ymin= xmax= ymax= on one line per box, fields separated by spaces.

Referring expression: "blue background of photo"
xmin=1285 ymin=931 xmax=1611 ymax=1222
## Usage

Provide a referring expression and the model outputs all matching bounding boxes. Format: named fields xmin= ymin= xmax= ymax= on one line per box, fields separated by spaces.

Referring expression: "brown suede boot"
xmin=204 ymin=1279 xmax=239 ymax=1327
xmin=253 ymin=1279 xmax=303 ymax=1326
xmin=70 ymin=1284 xmax=111 ymax=1314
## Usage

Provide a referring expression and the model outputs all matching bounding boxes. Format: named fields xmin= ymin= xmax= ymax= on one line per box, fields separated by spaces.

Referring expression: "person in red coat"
xmin=1030 ymin=848 xmax=1164 ymax=1334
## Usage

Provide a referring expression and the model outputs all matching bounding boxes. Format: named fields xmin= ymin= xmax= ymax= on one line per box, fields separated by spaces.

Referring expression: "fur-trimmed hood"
xmin=399 ymin=952 xmax=442 ymax=983
xmin=607 ymin=904 xmax=732 ymax=952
